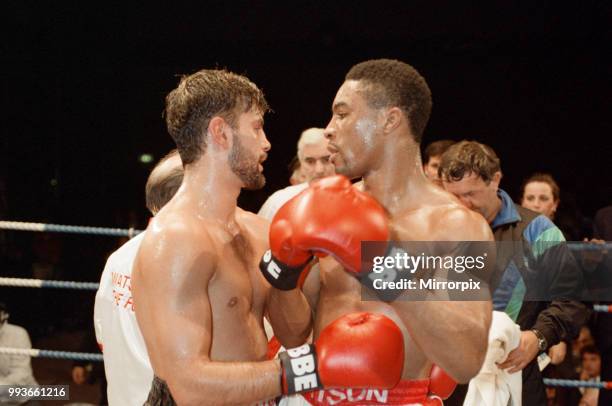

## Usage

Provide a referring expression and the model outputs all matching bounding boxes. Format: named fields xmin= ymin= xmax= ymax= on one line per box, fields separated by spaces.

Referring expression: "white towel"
xmin=464 ymin=311 xmax=523 ymax=406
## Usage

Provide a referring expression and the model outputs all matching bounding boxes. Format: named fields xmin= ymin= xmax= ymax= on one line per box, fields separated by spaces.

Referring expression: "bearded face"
xmin=229 ymin=132 xmax=266 ymax=190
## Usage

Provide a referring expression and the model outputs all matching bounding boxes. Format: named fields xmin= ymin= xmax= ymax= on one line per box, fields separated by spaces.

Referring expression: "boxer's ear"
xmin=382 ymin=107 xmax=402 ymax=135
xmin=208 ymin=116 xmax=231 ymax=149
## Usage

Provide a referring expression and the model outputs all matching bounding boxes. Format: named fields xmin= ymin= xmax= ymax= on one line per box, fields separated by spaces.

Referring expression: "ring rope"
xmin=1 ymin=221 xmax=607 ymax=247
xmin=568 ymin=242 xmax=612 ymax=250
xmin=593 ymin=304 xmax=612 ymax=313
xmin=543 ymin=378 xmax=612 ymax=390
xmin=0 ymin=347 xmax=103 ymax=362
xmin=0 ymin=277 xmax=610 ymax=305
xmin=0 ymin=220 xmax=142 ymax=238
xmin=0 ymin=277 xmax=99 ymax=291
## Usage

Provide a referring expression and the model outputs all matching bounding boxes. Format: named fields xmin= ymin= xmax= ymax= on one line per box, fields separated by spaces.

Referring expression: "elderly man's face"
xmin=300 ymin=142 xmax=334 ymax=182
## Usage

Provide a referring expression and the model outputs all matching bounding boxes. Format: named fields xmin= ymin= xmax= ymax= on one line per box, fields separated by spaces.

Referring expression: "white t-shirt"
xmin=258 ymin=183 xmax=309 ymax=221
xmin=0 ymin=323 xmax=38 ymax=404
xmin=94 ymin=233 xmax=153 ymax=406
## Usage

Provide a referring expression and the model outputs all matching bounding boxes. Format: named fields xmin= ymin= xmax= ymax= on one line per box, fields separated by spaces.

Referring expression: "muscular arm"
xmin=266 ymin=264 xmax=319 ymax=347
xmin=390 ymin=210 xmax=494 ymax=383
xmin=133 ymin=224 xmax=281 ymax=406
xmin=393 ymin=300 xmax=491 ymax=382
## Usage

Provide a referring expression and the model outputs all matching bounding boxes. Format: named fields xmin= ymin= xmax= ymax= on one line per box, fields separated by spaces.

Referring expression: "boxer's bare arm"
xmin=266 ymin=263 xmax=320 ymax=347
xmin=301 ymin=263 xmax=321 ymax=310
xmin=391 ymin=209 xmax=494 ymax=383
xmin=133 ymin=223 xmax=281 ymax=406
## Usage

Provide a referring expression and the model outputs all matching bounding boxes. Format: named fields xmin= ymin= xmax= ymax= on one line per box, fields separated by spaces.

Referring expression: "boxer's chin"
xmin=232 ymin=162 xmax=265 ymax=190
xmin=334 ymin=162 xmax=359 ymax=180
xmin=243 ymin=172 xmax=266 ymax=190
xmin=228 ymin=137 xmax=266 ymax=190
xmin=332 ymin=154 xmax=351 ymax=177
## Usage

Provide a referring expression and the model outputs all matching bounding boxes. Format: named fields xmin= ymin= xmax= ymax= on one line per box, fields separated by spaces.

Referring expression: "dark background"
xmin=0 ymin=4 xmax=610 ymax=399
xmin=1 ymin=2 xmax=611 ymax=289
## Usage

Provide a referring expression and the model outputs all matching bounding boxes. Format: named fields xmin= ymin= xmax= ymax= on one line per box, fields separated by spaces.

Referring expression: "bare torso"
xmin=133 ymin=201 xmax=271 ymax=377
xmin=314 ymin=185 xmax=470 ymax=379
xmin=205 ymin=209 xmax=270 ymax=361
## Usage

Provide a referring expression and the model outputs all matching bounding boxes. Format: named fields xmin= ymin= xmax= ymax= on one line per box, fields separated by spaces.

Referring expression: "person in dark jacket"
xmin=439 ymin=140 xmax=589 ymax=406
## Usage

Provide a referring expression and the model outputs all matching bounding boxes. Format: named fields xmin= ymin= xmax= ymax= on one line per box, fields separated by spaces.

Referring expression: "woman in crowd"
xmin=520 ymin=172 xmax=560 ymax=220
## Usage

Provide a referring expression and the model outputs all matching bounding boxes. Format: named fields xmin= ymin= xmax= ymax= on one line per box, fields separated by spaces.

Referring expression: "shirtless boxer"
xmin=132 ymin=69 xmax=406 ymax=405
xmin=262 ymin=59 xmax=495 ymax=405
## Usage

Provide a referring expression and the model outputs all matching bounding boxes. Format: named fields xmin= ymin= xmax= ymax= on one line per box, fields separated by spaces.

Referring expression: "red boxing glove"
xmin=429 ymin=364 xmax=457 ymax=400
xmin=280 ymin=312 xmax=404 ymax=394
xmin=260 ymin=175 xmax=389 ymax=289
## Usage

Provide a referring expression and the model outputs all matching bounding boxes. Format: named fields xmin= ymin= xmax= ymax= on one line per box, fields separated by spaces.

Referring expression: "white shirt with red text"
xmin=94 ymin=233 xmax=153 ymax=406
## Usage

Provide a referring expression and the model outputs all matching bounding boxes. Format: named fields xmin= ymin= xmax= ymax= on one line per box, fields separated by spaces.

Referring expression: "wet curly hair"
xmin=165 ymin=69 xmax=269 ymax=165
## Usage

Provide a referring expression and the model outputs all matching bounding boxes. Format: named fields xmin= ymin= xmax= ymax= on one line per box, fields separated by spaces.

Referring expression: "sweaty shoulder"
xmin=237 ymin=208 xmax=270 ymax=241
xmin=393 ymin=184 xmax=492 ymax=241
xmin=431 ymin=204 xmax=493 ymax=242
xmin=393 ymin=201 xmax=493 ymax=243
xmin=137 ymin=212 xmax=218 ymax=277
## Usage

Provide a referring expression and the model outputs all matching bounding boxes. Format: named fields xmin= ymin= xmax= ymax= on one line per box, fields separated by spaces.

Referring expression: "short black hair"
xmin=346 ymin=59 xmax=432 ymax=143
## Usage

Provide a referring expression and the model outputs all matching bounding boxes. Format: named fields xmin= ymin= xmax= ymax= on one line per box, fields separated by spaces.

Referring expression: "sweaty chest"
xmin=209 ymin=233 xmax=268 ymax=314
